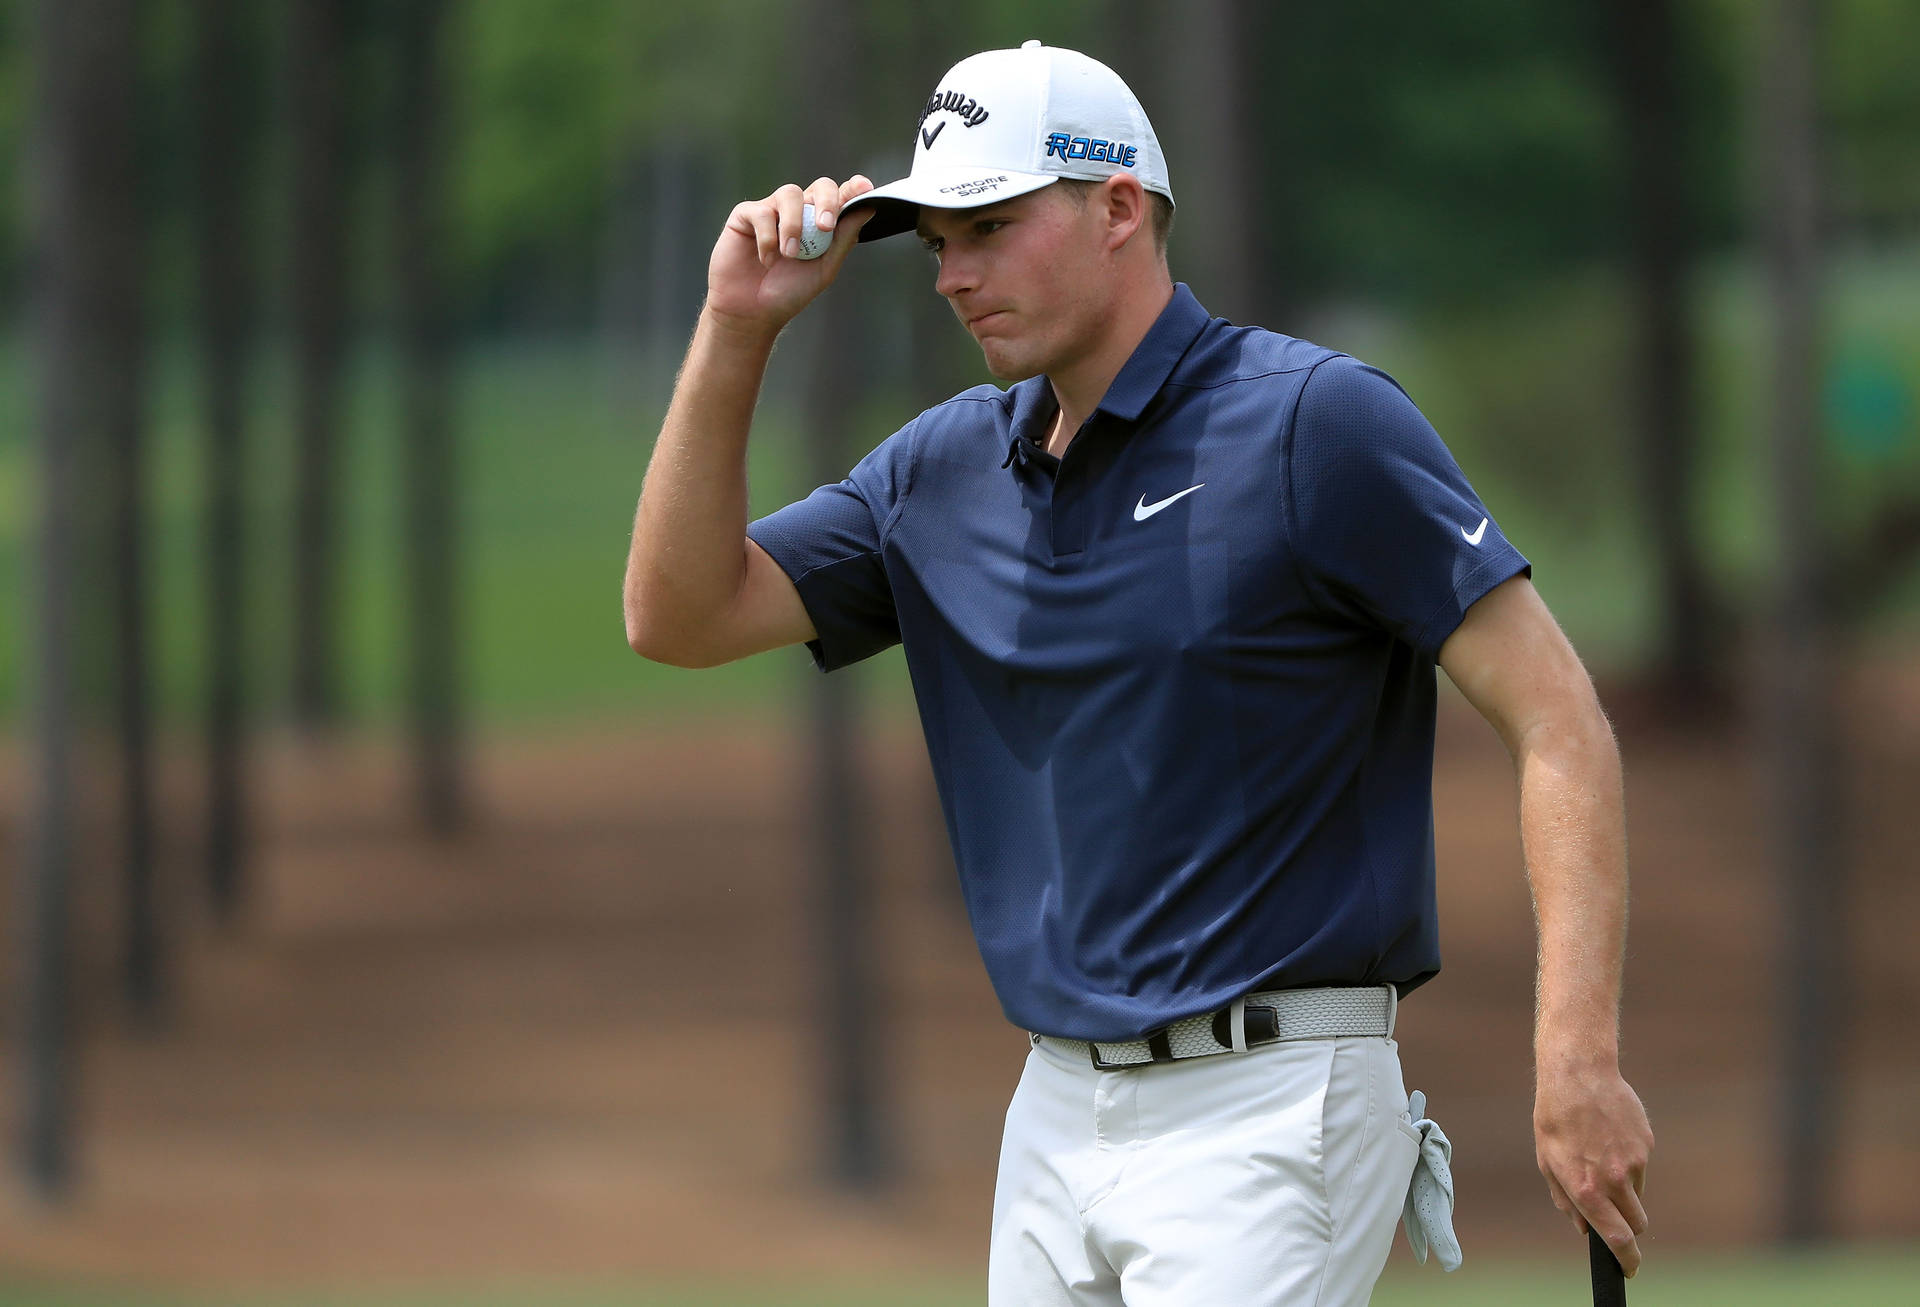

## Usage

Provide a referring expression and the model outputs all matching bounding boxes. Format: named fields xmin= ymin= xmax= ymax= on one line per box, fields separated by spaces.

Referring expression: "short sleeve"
xmin=1288 ymin=356 xmax=1529 ymax=659
xmin=746 ymin=420 xmax=915 ymax=672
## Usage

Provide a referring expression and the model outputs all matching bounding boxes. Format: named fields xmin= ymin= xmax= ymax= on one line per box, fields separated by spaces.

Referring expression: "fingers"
xmin=733 ymin=177 xmax=875 ymax=268
xmin=1533 ymin=1071 xmax=1655 ymax=1277
xmin=771 ymin=182 xmax=805 ymax=261
xmin=806 ymin=174 xmax=876 ymax=236
xmin=804 ymin=176 xmax=840 ymax=234
xmin=1542 ymin=1167 xmax=1583 ymax=1230
xmin=1620 ymin=1175 xmax=1649 ymax=1232
xmin=1585 ymin=1202 xmax=1643 ymax=1278
xmin=731 ymin=198 xmax=782 ymax=269
xmin=1544 ymin=1158 xmax=1648 ymax=1277
xmin=840 ymin=204 xmax=876 ymax=237
xmin=830 ymin=176 xmax=877 ymax=251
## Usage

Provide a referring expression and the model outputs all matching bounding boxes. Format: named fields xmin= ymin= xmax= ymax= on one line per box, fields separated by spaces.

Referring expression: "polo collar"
xmin=1094 ymin=282 xmax=1211 ymax=422
xmin=1005 ymin=376 xmax=1059 ymax=469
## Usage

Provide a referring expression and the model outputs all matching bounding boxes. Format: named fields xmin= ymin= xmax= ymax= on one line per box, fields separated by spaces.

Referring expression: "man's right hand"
xmin=705 ymin=175 xmax=876 ymax=340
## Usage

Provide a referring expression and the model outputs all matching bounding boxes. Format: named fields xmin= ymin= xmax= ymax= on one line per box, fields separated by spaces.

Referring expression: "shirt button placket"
xmin=1052 ymin=422 xmax=1091 ymax=558
xmin=1053 ymin=485 xmax=1085 ymax=557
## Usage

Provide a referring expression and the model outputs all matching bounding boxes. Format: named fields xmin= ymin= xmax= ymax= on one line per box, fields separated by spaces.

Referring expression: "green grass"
xmin=2 ymin=1248 xmax=1918 ymax=1305
xmin=1 ymin=246 xmax=1915 ymax=728
xmin=1371 ymin=1247 xmax=1920 ymax=1305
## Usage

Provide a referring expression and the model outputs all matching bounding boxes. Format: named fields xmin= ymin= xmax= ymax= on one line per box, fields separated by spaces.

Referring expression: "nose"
xmin=934 ymin=246 xmax=977 ymax=300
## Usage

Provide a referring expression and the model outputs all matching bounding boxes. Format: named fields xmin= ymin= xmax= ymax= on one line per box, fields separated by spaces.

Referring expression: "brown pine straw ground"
xmin=0 ymin=660 xmax=1915 ymax=1293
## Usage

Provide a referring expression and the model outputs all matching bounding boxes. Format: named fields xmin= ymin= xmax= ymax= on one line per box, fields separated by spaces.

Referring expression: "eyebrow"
xmin=917 ymin=207 xmax=1014 ymax=242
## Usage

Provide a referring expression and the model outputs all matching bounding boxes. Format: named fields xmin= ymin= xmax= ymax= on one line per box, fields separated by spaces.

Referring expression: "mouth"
xmin=967 ymin=310 xmax=1010 ymax=332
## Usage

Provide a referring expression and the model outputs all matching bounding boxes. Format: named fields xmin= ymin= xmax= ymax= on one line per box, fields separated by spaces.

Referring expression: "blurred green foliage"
xmin=1827 ymin=0 xmax=1920 ymax=232
xmin=0 ymin=2 xmax=23 ymax=302
xmin=0 ymin=0 xmax=1914 ymax=329
xmin=0 ymin=0 xmax=1916 ymax=726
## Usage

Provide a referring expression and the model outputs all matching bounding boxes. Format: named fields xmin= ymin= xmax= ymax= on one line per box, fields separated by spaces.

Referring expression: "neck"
xmin=1045 ymin=272 xmax=1175 ymax=454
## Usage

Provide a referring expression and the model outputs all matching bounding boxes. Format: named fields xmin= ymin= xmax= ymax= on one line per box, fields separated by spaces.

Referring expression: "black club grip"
xmin=1588 ymin=1227 xmax=1627 ymax=1307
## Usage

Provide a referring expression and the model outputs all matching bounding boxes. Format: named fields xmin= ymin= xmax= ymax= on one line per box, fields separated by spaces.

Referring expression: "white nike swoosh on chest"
xmin=1461 ymin=517 xmax=1488 ymax=546
xmin=1134 ymin=483 xmax=1206 ymax=521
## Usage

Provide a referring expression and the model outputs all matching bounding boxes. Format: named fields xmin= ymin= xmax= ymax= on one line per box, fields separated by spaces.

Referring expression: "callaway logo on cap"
xmin=844 ymin=40 xmax=1174 ymax=242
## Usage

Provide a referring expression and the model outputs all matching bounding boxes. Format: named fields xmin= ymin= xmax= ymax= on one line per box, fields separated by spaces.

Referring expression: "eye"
xmin=976 ymin=219 xmax=1006 ymax=237
xmin=919 ymin=235 xmax=944 ymax=254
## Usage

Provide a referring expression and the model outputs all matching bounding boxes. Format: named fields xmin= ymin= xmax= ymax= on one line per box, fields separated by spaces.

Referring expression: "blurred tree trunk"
xmin=1759 ymin=0 xmax=1842 ymax=1247
xmin=101 ymin=4 xmax=153 ymax=1027
xmin=289 ymin=0 xmax=348 ymax=730
xmin=599 ymin=146 xmax=645 ymax=393
xmin=23 ymin=0 xmax=142 ymax=1196
xmin=644 ymin=145 xmax=702 ymax=382
xmin=602 ymin=138 xmax=705 ymax=402
xmin=393 ymin=0 xmax=462 ymax=833
xmin=799 ymin=0 xmax=888 ymax=1192
xmin=193 ymin=0 xmax=256 ymax=926
xmin=1238 ymin=0 xmax=1296 ymax=326
xmin=1604 ymin=0 xmax=1721 ymax=715
xmin=1100 ymin=1 xmax=1155 ymax=133
xmin=1157 ymin=0 xmax=1262 ymax=324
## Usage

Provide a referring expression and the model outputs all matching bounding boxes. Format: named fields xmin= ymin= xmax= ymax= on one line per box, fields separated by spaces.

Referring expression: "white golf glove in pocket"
xmin=1401 ymin=1089 xmax=1463 ymax=1271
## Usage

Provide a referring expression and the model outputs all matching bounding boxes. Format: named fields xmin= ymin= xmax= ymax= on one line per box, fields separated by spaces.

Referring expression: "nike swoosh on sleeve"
xmin=1461 ymin=518 xmax=1488 ymax=546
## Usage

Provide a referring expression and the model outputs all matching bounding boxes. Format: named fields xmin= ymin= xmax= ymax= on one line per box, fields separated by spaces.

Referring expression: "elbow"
xmin=1515 ymin=695 xmax=1620 ymax=776
xmin=1509 ymin=661 xmax=1616 ymax=752
xmin=625 ymin=605 xmax=689 ymax=667
xmin=629 ymin=638 xmax=722 ymax=670
xmin=1568 ymin=683 xmax=1620 ymax=754
xmin=624 ymin=592 xmax=726 ymax=669
xmin=624 ymin=616 xmax=662 ymax=663
xmin=623 ymin=586 xmax=679 ymax=665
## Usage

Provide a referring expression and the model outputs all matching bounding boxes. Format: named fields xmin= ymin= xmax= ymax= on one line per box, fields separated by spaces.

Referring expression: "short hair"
xmin=1053 ymin=177 xmax=1175 ymax=254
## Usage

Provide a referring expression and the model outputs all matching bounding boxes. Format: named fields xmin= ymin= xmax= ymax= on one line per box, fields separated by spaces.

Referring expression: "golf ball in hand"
xmin=795 ymin=203 xmax=832 ymax=260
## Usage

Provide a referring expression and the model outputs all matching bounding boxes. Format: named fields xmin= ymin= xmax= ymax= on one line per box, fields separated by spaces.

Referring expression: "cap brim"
xmin=844 ymin=167 xmax=1060 ymax=242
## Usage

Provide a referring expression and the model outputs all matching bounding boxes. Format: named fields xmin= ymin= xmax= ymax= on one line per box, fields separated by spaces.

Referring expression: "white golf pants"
xmin=988 ymin=1033 xmax=1420 ymax=1306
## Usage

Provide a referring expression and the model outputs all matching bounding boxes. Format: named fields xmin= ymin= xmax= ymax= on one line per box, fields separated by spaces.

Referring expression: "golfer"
xmin=623 ymin=41 xmax=1652 ymax=1306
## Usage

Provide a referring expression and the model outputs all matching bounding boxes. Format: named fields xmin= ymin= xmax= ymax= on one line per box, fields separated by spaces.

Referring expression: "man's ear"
xmin=1100 ymin=173 xmax=1148 ymax=252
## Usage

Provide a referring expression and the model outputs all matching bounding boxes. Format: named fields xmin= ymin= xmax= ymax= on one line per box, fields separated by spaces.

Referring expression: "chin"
xmin=982 ymin=357 xmax=1042 ymax=383
xmin=977 ymin=340 xmax=1045 ymax=384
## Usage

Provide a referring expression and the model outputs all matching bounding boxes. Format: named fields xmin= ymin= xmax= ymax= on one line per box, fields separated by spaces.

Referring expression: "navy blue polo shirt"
xmin=748 ymin=284 xmax=1529 ymax=1041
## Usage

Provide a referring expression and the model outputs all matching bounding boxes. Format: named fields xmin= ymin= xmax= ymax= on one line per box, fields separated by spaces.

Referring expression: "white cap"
xmin=844 ymin=40 xmax=1173 ymax=243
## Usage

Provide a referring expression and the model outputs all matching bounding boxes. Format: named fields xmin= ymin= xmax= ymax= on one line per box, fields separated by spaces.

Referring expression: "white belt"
xmin=1040 ymin=984 xmax=1398 ymax=1070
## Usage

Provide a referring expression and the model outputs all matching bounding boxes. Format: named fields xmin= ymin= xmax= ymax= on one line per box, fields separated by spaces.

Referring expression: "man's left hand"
xmin=1534 ymin=1063 xmax=1653 ymax=1276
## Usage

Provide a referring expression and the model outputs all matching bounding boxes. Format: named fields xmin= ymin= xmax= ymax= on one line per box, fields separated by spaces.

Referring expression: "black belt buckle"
xmin=1210 ymin=1002 xmax=1281 ymax=1050
xmin=1089 ymin=1028 xmax=1176 ymax=1070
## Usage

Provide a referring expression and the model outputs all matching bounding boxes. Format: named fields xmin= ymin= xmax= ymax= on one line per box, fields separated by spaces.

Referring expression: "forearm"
xmin=1516 ymin=707 xmax=1629 ymax=1073
xmin=1439 ymin=578 xmax=1651 ymax=1264
xmin=624 ymin=308 xmax=777 ymax=654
